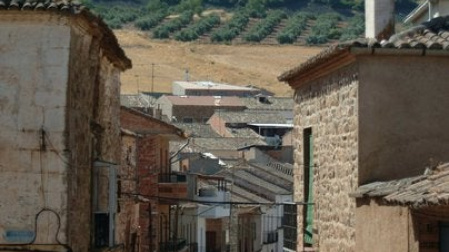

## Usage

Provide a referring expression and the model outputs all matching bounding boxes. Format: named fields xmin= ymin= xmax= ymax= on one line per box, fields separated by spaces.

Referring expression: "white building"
xmin=172 ymin=81 xmax=262 ymax=97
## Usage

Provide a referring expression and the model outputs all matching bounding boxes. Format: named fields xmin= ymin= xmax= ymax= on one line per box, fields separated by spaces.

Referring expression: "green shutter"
xmin=304 ymin=132 xmax=313 ymax=245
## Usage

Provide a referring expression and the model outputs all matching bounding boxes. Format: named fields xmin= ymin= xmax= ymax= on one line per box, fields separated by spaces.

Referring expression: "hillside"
xmin=116 ymin=29 xmax=322 ymax=96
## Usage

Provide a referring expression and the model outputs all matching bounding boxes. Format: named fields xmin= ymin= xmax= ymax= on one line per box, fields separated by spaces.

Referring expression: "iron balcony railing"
xmin=158 ymin=173 xmax=187 ymax=183
xmin=263 ymin=231 xmax=278 ymax=244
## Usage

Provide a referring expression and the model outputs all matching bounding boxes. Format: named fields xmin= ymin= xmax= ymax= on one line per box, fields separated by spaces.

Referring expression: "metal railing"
xmin=158 ymin=173 xmax=187 ymax=183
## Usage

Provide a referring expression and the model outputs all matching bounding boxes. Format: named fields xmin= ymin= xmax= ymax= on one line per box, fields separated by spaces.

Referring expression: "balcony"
xmin=159 ymin=173 xmax=187 ymax=183
xmin=158 ymin=173 xmax=188 ymax=201
xmin=263 ymin=231 xmax=278 ymax=244
xmin=159 ymin=239 xmax=187 ymax=252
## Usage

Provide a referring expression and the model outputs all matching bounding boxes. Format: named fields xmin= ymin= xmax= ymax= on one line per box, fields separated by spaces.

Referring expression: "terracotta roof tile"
xmin=216 ymin=110 xmax=287 ymax=124
xmin=0 ymin=0 xmax=131 ymax=70
xmin=0 ymin=0 xmax=83 ymax=12
xmin=279 ymin=16 xmax=449 ymax=82
xmin=351 ymin=163 xmax=449 ymax=208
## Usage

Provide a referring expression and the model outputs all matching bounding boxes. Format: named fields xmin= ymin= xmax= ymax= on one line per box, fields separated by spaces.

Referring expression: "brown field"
xmin=115 ymin=29 xmax=323 ymax=97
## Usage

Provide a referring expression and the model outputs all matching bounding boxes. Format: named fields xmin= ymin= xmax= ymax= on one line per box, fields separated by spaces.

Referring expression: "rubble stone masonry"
xmin=292 ymin=64 xmax=359 ymax=252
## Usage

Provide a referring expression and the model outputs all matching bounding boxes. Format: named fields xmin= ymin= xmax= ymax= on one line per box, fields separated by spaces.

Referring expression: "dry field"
xmin=115 ymin=29 xmax=323 ymax=97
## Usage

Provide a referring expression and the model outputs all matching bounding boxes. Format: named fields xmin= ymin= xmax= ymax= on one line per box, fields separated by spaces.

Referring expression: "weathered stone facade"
xmin=0 ymin=7 xmax=130 ymax=252
xmin=292 ymin=65 xmax=359 ymax=251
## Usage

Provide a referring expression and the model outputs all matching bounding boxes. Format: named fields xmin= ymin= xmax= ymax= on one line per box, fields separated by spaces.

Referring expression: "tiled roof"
xmin=0 ymin=0 xmax=83 ymax=12
xmin=249 ymin=161 xmax=293 ymax=182
xmin=121 ymin=94 xmax=155 ymax=108
xmin=230 ymin=184 xmax=271 ymax=204
xmin=174 ymin=123 xmax=221 ymax=138
xmin=226 ymin=127 xmax=261 ymax=138
xmin=240 ymin=97 xmax=294 ymax=111
xmin=279 ymin=16 xmax=449 ymax=82
xmin=121 ymin=106 xmax=186 ymax=138
xmin=217 ymin=110 xmax=287 ymax=124
xmin=351 ymin=163 xmax=449 ymax=208
xmin=217 ymin=168 xmax=290 ymax=201
xmin=164 ymin=95 xmax=245 ymax=107
xmin=0 ymin=0 xmax=131 ymax=70
xmin=189 ymin=137 xmax=266 ymax=151
xmin=244 ymin=162 xmax=292 ymax=192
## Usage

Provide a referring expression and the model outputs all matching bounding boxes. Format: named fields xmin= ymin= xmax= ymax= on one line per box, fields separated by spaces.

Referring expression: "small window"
xmin=183 ymin=117 xmax=193 ymax=123
xmin=93 ymin=161 xmax=117 ymax=248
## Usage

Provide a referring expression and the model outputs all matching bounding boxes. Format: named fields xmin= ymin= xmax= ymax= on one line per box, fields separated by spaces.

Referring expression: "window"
xmin=440 ymin=222 xmax=449 ymax=251
xmin=93 ymin=161 xmax=117 ymax=248
xmin=283 ymin=203 xmax=297 ymax=249
xmin=182 ymin=117 xmax=193 ymax=123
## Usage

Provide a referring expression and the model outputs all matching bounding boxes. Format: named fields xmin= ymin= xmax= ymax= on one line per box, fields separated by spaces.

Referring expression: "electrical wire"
xmin=122 ymin=192 xmax=311 ymax=206
xmin=28 ymin=208 xmax=63 ymax=245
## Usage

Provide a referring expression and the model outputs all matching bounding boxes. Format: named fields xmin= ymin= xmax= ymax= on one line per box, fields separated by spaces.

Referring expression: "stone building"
xmin=0 ymin=1 xmax=131 ymax=252
xmin=278 ymin=2 xmax=449 ymax=251
xmin=120 ymin=106 xmax=187 ymax=252
xmin=350 ymin=162 xmax=449 ymax=252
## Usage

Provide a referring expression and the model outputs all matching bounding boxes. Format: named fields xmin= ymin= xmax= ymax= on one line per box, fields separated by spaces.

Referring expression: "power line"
xmin=122 ymin=192 xmax=312 ymax=206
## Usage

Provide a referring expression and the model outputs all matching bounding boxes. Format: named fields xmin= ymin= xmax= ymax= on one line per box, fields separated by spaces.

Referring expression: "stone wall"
xmin=0 ymin=11 xmax=125 ymax=252
xmin=292 ymin=64 xmax=359 ymax=252
xmin=0 ymin=15 xmax=71 ymax=245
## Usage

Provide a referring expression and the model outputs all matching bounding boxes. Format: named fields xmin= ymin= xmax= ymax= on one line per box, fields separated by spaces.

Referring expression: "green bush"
xmin=174 ymin=14 xmax=220 ymax=41
xmin=276 ymin=12 xmax=312 ymax=44
xmin=135 ymin=11 xmax=167 ymax=30
xmin=243 ymin=10 xmax=286 ymax=42
xmin=339 ymin=14 xmax=364 ymax=41
xmin=153 ymin=11 xmax=194 ymax=39
xmin=306 ymin=12 xmax=342 ymax=44
xmin=210 ymin=11 xmax=250 ymax=42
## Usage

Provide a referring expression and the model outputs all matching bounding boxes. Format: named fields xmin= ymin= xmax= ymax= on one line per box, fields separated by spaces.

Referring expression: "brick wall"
xmin=117 ymin=134 xmax=140 ymax=251
xmin=121 ymin=108 xmax=182 ymax=252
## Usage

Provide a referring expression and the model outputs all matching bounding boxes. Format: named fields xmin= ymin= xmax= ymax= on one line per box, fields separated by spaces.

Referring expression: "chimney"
xmin=365 ymin=0 xmax=395 ymax=40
